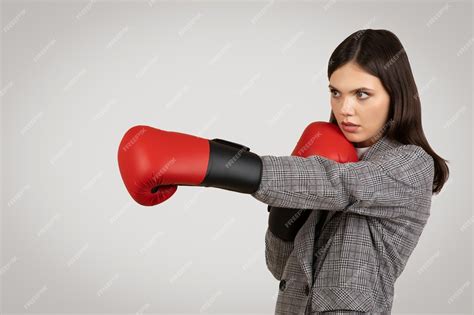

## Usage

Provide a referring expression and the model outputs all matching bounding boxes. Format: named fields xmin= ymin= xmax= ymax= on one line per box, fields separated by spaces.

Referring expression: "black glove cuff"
xmin=201 ymin=138 xmax=262 ymax=194
xmin=268 ymin=206 xmax=311 ymax=242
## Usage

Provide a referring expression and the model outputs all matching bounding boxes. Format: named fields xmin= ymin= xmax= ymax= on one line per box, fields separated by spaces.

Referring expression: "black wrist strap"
xmin=268 ymin=206 xmax=311 ymax=242
xmin=201 ymin=139 xmax=262 ymax=194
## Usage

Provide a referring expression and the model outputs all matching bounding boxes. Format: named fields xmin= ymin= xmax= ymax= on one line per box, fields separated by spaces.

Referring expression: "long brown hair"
xmin=328 ymin=29 xmax=449 ymax=195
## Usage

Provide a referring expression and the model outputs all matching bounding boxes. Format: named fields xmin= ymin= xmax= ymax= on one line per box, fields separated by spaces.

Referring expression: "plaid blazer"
xmin=251 ymin=134 xmax=435 ymax=314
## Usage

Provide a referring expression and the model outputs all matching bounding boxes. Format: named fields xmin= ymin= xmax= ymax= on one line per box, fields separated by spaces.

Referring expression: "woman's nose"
xmin=340 ymin=97 xmax=356 ymax=115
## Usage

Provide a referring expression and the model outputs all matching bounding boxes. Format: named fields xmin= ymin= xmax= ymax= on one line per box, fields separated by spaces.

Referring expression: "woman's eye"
xmin=330 ymin=90 xmax=339 ymax=97
xmin=357 ymin=91 xmax=370 ymax=99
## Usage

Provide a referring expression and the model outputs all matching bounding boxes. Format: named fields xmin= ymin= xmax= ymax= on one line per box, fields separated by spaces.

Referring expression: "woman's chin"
xmin=342 ymin=132 xmax=362 ymax=142
xmin=345 ymin=135 xmax=369 ymax=147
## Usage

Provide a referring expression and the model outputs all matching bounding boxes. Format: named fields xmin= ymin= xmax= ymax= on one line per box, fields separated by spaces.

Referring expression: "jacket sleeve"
xmin=251 ymin=145 xmax=434 ymax=219
xmin=264 ymin=226 xmax=294 ymax=281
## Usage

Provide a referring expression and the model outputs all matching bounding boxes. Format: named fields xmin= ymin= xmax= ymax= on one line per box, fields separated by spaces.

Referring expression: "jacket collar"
xmin=358 ymin=133 xmax=401 ymax=161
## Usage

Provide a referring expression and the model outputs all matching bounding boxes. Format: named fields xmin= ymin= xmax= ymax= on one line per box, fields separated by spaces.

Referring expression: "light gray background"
xmin=1 ymin=0 xmax=472 ymax=313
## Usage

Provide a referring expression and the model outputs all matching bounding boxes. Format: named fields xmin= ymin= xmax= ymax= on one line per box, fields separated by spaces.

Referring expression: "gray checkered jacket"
xmin=251 ymin=135 xmax=435 ymax=314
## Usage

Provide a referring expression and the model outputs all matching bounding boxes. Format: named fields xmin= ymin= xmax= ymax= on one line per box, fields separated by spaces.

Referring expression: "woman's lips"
xmin=341 ymin=122 xmax=360 ymax=133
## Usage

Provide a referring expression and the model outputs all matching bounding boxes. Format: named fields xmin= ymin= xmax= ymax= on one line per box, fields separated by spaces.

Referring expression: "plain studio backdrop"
xmin=1 ymin=0 xmax=472 ymax=314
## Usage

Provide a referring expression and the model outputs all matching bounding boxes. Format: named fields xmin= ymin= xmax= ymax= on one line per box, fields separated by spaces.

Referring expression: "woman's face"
xmin=329 ymin=62 xmax=390 ymax=147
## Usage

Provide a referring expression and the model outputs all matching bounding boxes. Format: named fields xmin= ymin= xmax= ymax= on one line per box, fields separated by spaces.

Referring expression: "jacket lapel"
xmin=295 ymin=209 xmax=319 ymax=283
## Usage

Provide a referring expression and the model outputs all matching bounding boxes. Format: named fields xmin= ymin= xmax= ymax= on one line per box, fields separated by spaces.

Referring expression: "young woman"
xmin=118 ymin=29 xmax=449 ymax=315
xmin=261 ymin=29 xmax=449 ymax=314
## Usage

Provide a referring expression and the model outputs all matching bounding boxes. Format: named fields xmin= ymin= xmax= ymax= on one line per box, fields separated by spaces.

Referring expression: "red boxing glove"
xmin=117 ymin=126 xmax=262 ymax=206
xmin=291 ymin=121 xmax=358 ymax=162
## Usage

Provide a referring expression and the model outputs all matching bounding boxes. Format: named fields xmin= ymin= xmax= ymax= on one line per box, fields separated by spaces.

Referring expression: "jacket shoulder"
xmin=372 ymin=142 xmax=432 ymax=163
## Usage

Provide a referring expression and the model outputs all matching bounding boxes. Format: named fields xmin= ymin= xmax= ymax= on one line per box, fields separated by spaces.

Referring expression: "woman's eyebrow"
xmin=328 ymin=84 xmax=375 ymax=92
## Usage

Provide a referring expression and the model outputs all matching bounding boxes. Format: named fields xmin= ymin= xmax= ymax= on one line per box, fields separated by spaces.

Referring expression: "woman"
xmin=260 ymin=29 xmax=449 ymax=314
xmin=117 ymin=29 xmax=450 ymax=315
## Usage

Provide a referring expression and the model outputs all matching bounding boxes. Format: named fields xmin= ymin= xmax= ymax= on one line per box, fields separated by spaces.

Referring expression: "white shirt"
xmin=355 ymin=146 xmax=370 ymax=159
